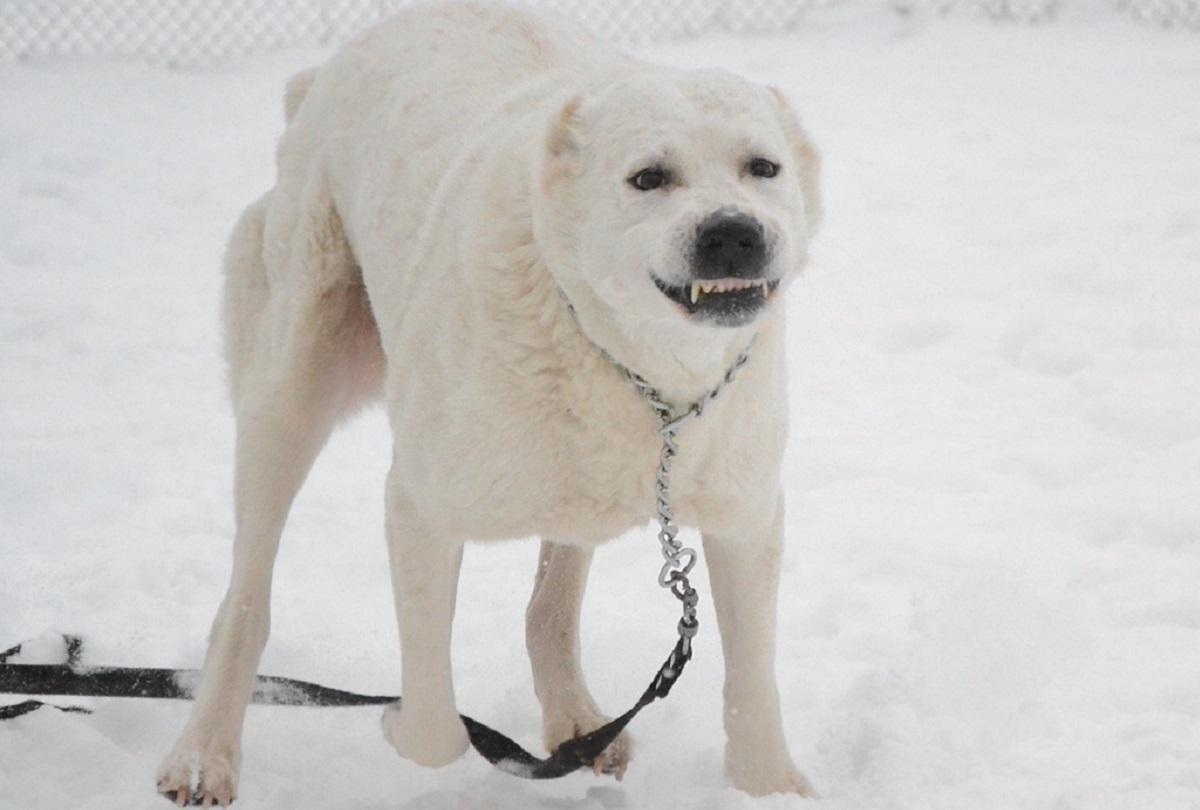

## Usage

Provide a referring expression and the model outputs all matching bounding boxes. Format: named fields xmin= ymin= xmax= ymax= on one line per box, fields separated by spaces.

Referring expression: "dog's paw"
xmin=156 ymin=739 xmax=239 ymax=807
xmin=725 ymin=746 xmax=816 ymax=798
xmin=545 ymin=711 xmax=634 ymax=781
xmin=382 ymin=703 xmax=469 ymax=767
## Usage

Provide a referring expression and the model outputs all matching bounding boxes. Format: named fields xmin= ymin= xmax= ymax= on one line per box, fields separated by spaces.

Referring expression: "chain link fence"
xmin=1 ymin=0 xmax=1196 ymax=66
xmin=1116 ymin=0 xmax=1200 ymax=26
xmin=892 ymin=0 xmax=1200 ymax=24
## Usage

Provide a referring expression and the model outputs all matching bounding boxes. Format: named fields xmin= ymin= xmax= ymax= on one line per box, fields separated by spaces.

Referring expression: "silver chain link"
xmin=560 ymin=291 xmax=756 ymax=652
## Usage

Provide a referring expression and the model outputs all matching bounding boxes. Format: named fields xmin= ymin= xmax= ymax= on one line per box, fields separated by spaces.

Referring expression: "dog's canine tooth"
xmin=690 ymin=281 xmax=701 ymax=304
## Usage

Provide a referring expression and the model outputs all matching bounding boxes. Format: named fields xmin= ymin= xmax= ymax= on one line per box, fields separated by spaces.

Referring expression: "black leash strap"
xmin=0 ymin=632 xmax=691 ymax=779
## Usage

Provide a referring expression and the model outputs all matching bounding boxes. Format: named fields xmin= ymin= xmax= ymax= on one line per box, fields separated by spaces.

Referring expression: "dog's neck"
xmin=555 ymin=275 xmax=761 ymax=409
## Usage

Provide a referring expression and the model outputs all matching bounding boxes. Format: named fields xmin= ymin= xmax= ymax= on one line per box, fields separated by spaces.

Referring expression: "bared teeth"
xmin=684 ymin=278 xmax=773 ymax=304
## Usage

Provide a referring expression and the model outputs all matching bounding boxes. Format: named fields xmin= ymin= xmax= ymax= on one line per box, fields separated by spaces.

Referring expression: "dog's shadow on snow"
xmin=394 ymin=783 xmax=627 ymax=810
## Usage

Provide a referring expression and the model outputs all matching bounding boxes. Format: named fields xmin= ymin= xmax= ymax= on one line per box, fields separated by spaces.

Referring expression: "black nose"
xmin=692 ymin=212 xmax=768 ymax=279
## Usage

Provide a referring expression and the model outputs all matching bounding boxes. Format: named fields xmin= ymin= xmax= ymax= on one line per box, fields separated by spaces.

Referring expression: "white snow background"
xmin=2 ymin=6 xmax=1199 ymax=809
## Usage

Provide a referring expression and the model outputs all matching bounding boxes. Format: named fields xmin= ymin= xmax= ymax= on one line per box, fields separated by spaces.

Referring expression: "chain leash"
xmin=559 ymin=291 xmax=756 ymax=656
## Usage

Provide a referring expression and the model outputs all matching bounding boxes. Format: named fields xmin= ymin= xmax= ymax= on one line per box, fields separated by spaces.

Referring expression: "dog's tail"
xmin=283 ymin=67 xmax=319 ymax=124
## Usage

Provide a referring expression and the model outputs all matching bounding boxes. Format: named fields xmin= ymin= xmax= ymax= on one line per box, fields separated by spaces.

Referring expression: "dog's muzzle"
xmin=653 ymin=211 xmax=779 ymax=327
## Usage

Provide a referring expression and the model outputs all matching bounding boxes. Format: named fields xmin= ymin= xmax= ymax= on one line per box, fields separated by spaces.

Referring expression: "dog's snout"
xmin=692 ymin=212 xmax=768 ymax=279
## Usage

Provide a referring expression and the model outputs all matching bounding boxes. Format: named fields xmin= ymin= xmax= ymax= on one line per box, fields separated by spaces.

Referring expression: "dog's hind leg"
xmin=157 ymin=178 xmax=382 ymax=806
xmin=525 ymin=541 xmax=633 ymax=779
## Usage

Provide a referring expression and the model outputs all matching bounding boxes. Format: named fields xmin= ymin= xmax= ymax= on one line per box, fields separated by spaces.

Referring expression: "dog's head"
xmin=534 ymin=68 xmax=820 ymax=332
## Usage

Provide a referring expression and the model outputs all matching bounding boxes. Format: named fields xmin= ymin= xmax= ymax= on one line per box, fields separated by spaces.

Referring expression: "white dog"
xmin=157 ymin=2 xmax=820 ymax=804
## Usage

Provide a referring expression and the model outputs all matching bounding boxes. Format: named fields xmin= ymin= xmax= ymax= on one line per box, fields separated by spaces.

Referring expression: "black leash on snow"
xmin=0 ymin=629 xmax=693 ymax=779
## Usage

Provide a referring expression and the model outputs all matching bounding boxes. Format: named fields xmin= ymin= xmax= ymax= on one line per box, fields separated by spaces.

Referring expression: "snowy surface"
xmin=2 ymin=9 xmax=1200 ymax=810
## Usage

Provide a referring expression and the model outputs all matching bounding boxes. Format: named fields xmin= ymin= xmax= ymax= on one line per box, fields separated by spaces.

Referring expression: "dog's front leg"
xmin=702 ymin=493 xmax=814 ymax=797
xmin=381 ymin=483 xmax=469 ymax=767
xmin=526 ymin=540 xmax=632 ymax=777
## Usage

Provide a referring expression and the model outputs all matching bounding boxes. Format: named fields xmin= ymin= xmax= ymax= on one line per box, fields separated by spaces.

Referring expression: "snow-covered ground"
xmin=2 ymin=8 xmax=1199 ymax=809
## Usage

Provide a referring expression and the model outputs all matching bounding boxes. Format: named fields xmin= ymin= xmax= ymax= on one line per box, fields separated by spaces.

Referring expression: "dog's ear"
xmin=546 ymin=96 xmax=584 ymax=158
xmin=770 ymin=87 xmax=822 ymax=234
xmin=541 ymin=96 xmax=586 ymax=192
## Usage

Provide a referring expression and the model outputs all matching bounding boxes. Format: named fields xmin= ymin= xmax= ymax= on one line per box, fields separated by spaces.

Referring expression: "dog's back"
xmin=284 ymin=3 xmax=621 ymax=234
xmin=220 ymin=4 xmax=623 ymax=409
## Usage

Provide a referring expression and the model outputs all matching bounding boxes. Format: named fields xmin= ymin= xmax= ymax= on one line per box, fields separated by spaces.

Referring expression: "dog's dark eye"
xmin=629 ymin=167 xmax=668 ymax=191
xmin=748 ymin=158 xmax=779 ymax=179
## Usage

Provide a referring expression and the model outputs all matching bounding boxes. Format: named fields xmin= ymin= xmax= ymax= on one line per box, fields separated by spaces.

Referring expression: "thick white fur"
xmin=157 ymin=3 xmax=820 ymax=804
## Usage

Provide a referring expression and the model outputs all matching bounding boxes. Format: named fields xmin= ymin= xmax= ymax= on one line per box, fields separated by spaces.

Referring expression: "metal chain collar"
xmin=560 ymin=292 xmax=757 ymax=654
